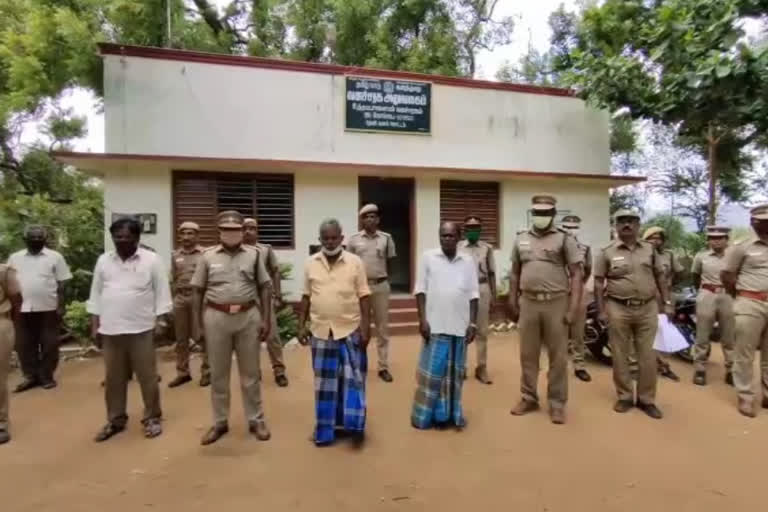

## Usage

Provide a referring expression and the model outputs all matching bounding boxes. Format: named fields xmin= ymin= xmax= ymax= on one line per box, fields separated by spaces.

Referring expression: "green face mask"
xmin=465 ymin=229 xmax=481 ymax=243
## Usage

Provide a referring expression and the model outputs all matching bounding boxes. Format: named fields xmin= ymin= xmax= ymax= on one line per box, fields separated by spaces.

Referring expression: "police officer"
xmin=458 ymin=215 xmax=496 ymax=384
xmin=691 ymin=226 xmax=734 ymax=386
xmin=243 ymin=217 xmax=288 ymax=387
xmin=642 ymin=226 xmax=682 ymax=381
xmin=0 ymin=263 xmax=21 ymax=445
xmin=347 ymin=204 xmax=396 ymax=383
xmin=594 ymin=210 xmax=672 ymax=419
xmin=192 ymin=211 xmax=273 ymax=445
xmin=168 ymin=221 xmax=210 ymax=388
xmin=560 ymin=214 xmax=593 ymax=382
xmin=509 ymin=195 xmax=583 ymax=425
xmin=721 ymin=204 xmax=768 ymax=418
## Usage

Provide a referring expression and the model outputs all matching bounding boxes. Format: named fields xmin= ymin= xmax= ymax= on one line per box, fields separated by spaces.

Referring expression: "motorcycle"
xmin=583 ymin=301 xmax=613 ymax=365
xmin=672 ymin=288 xmax=716 ymax=363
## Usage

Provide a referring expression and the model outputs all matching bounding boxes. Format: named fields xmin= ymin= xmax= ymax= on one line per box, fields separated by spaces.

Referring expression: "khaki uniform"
xmin=458 ymin=240 xmax=496 ymax=369
xmin=724 ymin=237 xmax=768 ymax=403
xmin=252 ymin=243 xmax=286 ymax=377
xmin=191 ymin=245 xmax=272 ymax=425
xmin=171 ymin=246 xmax=209 ymax=378
xmin=511 ymin=227 xmax=582 ymax=409
xmin=0 ymin=265 xmax=20 ymax=432
xmin=691 ymin=250 xmax=735 ymax=371
xmin=347 ymin=230 xmax=396 ymax=371
xmin=569 ymin=240 xmax=592 ymax=370
xmin=595 ymin=240 xmax=664 ymax=405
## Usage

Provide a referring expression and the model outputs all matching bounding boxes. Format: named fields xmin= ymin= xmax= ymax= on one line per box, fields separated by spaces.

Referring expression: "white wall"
xmin=104 ymin=55 xmax=609 ymax=175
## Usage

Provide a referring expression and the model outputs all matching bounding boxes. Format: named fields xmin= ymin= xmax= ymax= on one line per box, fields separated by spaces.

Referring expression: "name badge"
xmin=748 ymin=252 xmax=764 ymax=257
xmin=210 ymin=263 xmax=223 ymax=269
xmin=175 ymin=258 xmax=184 ymax=263
xmin=519 ymin=241 xmax=530 ymax=247
xmin=611 ymin=256 xmax=625 ymax=261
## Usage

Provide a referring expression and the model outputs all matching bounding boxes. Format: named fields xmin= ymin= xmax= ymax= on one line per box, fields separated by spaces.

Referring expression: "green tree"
xmin=642 ymin=214 xmax=706 ymax=257
xmin=553 ymin=0 xmax=768 ymax=224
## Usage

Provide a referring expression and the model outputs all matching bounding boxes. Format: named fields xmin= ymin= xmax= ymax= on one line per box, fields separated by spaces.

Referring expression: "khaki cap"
xmin=531 ymin=194 xmax=557 ymax=211
xmin=217 ymin=210 xmax=244 ymax=229
xmin=561 ymin=214 xmax=581 ymax=228
xmin=613 ymin=209 xmax=641 ymax=221
xmin=178 ymin=221 xmax=200 ymax=232
xmin=750 ymin=203 xmax=768 ymax=220
xmin=464 ymin=215 xmax=482 ymax=226
xmin=642 ymin=226 xmax=665 ymax=240
xmin=243 ymin=217 xmax=258 ymax=228
xmin=706 ymin=225 xmax=731 ymax=237
xmin=359 ymin=203 xmax=379 ymax=216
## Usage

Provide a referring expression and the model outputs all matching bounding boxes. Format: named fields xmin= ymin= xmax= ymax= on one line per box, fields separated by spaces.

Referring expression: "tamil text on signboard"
xmin=345 ymin=77 xmax=431 ymax=134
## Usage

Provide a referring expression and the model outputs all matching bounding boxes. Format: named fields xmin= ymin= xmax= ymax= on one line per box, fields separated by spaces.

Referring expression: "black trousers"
xmin=16 ymin=311 xmax=60 ymax=382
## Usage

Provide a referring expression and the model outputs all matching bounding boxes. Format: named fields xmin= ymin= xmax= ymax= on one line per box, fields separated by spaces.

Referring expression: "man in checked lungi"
xmin=298 ymin=219 xmax=371 ymax=446
xmin=411 ymin=222 xmax=479 ymax=430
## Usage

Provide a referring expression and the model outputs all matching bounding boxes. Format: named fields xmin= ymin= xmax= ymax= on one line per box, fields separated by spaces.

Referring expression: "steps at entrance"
xmin=372 ymin=295 xmax=419 ymax=336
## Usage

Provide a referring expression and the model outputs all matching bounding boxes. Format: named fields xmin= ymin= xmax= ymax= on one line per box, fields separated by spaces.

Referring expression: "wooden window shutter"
xmin=173 ymin=172 xmax=294 ymax=249
xmin=439 ymin=180 xmax=500 ymax=247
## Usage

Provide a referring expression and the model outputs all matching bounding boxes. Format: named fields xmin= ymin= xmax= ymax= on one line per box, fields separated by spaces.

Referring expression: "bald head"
xmin=439 ymin=221 xmax=460 ymax=257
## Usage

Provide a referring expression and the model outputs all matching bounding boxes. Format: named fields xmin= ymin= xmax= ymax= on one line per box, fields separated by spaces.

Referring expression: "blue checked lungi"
xmin=311 ymin=331 xmax=367 ymax=445
xmin=411 ymin=334 xmax=467 ymax=429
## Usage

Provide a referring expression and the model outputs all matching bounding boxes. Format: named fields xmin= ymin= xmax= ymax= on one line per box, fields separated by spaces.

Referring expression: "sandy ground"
xmin=1 ymin=333 xmax=765 ymax=512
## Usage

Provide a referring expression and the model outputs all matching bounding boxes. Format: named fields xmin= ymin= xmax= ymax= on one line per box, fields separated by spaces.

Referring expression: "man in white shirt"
xmin=87 ymin=218 xmax=172 ymax=442
xmin=8 ymin=225 xmax=72 ymax=391
xmin=411 ymin=222 xmax=478 ymax=430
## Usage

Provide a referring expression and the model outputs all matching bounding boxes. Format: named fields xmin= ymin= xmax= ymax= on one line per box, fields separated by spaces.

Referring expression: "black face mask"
xmin=114 ymin=241 xmax=138 ymax=257
xmin=27 ymin=241 xmax=45 ymax=253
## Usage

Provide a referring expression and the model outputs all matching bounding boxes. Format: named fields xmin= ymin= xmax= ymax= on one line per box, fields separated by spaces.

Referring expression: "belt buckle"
xmin=228 ymin=304 xmax=242 ymax=314
xmin=628 ymin=299 xmax=642 ymax=307
xmin=535 ymin=293 xmax=546 ymax=301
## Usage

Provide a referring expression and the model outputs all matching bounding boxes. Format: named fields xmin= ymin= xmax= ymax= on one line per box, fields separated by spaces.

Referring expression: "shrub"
xmin=64 ymin=300 xmax=90 ymax=347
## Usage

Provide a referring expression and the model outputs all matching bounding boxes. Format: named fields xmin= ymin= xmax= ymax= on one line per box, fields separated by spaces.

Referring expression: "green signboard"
xmin=345 ymin=77 xmax=431 ymax=134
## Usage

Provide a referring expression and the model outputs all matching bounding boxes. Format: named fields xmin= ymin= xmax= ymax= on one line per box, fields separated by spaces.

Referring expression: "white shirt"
xmin=413 ymin=248 xmax=480 ymax=337
xmin=87 ymin=248 xmax=173 ymax=336
xmin=8 ymin=248 xmax=72 ymax=312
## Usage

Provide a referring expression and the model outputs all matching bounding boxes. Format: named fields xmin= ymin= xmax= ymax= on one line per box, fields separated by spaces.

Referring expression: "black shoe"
xmin=693 ymin=371 xmax=707 ymax=386
xmin=613 ymin=400 xmax=634 ymax=413
xmin=351 ymin=431 xmax=365 ymax=448
xmin=762 ymin=397 xmax=768 ymax=410
xmin=0 ymin=429 xmax=9 ymax=445
xmin=248 ymin=421 xmax=271 ymax=441
xmin=637 ymin=402 xmax=663 ymax=419
xmin=199 ymin=374 xmax=211 ymax=387
xmin=14 ymin=379 xmax=39 ymax=393
xmin=201 ymin=424 xmax=229 ymax=445
xmin=40 ymin=380 xmax=57 ymax=390
xmin=378 ymin=369 xmax=393 ymax=383
xmin=725 ymin=372 xmax=734 ymax=386
xmin=94 ymin=422 xmax=126 ymax=442
xmin=660 ymin=367 xmax=680 ymax=382
xmin=168 ymin=374 xmax=192 ymax=388
xmin=275 ymin=374 xmax=289 ymax=387
xmin=574 ymin=369 xmax=592 ymax=382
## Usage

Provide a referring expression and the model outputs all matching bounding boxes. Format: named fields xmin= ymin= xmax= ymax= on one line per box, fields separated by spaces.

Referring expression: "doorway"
xmin=358 ymin=177 xmax=414 ymax=293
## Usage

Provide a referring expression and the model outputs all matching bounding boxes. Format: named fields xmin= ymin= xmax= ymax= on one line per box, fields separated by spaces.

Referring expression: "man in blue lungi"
xmin=411 ymin=222 xmax=479 ymax=430
xmin=298 ymin=219 xmax=371 ymax=446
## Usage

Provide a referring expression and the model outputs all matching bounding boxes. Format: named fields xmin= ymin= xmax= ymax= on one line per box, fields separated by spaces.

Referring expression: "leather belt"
xmin=522 ymin=291 xmax=566 ymax=302
xmin=206 ymin=301 xmax=257 ymax=314
xmin=737 ymin=290 xmax=768 ymax=302
xmin=608 ymin=296 xmax=654 ymax=307
xmin=368 ymin=277 xmax=388 ymax=285
xmin=701 ymin=284 xmax=725 ymax=294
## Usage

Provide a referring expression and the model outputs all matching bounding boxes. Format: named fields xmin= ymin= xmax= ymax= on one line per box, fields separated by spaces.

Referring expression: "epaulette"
xmin=202 ymin=245 xmax=219 ymax=253
xmin=516 ymin=229 xmax=527 ymax=235
xmin=601 ymin=240 xmax=618 ymax=251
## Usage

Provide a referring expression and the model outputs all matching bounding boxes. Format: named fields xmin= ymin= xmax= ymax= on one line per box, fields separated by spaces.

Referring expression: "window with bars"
xmin=173 ymin=172 xmax=294 ymax=248
xmin=439 ymin=180 xmax=500 ymax=247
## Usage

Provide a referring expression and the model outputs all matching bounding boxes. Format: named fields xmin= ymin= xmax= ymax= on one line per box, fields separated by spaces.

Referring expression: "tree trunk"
xmin=707 ymin=132 xmax=718 ymax=226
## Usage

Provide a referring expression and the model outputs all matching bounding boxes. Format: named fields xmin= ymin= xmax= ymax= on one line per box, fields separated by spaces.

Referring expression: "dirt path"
xmin=1 ymin=334 xmax=764 ymax=512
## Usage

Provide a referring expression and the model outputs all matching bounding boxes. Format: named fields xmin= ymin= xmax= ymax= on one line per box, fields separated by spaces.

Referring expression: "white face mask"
xmin=321 ymin=245 xmax=342 ymax=256
xmin=532 ymin=216 xmax=554 ymax=230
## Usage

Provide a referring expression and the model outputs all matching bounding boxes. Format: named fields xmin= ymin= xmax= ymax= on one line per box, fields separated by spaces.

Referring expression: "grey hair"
xmin=23 ymin=225 xmax=47 ymax=239
xmin=318 ymin=218 xmax=343 ymax=235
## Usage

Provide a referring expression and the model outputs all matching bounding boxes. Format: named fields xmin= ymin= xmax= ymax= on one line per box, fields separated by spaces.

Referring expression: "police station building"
xmin=56 ymin=43 xmax=640 ymax=300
